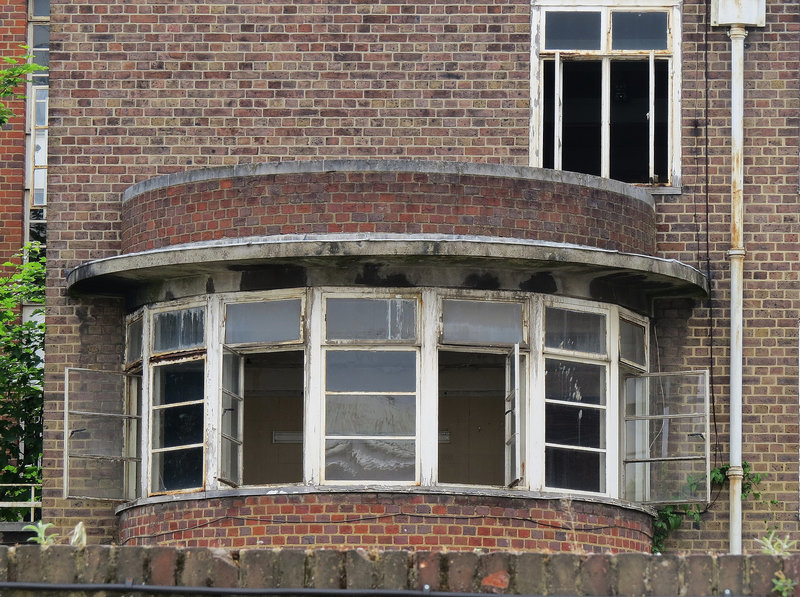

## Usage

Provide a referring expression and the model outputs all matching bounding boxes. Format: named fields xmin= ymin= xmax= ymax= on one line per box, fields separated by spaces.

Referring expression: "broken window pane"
xmin=442 ymin=300 xmax=523 ymax=345
xmin=225 ymin=299 xmax=301 ymax=344
xmin=326 ymin=298 xmax=416 ymax=341
xmin=545 ymin=11 xmax=601 ymax=49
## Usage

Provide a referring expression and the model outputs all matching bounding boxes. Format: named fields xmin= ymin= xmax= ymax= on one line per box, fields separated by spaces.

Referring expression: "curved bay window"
xmin=63 ymin=287 xmax=709 ymax=506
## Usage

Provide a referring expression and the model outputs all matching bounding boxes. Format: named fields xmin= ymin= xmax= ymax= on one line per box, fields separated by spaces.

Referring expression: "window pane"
xmin=220 ymin=437 xmax=240 ymax=486
xmin=221 ymin=392 xmax=240 ymax=440
xmin=562 ymin=61 xmax=602 ymax=177
xmin=624 ymin=458 xmax=707 ymax=503
xmin=624 ymin=416 xmax=706 ymax=460
xmin=610 ymin=61 xmax=649 ymax=183
xmin=33 ymin=24 xmax=49 ymax=48
xmin=326 ymin=351 xmax=416 ymax=393
xmin=442 ymin=300 xmax=523 ymax=345
xmin=225 ymin=300 xmax=301 ymax=344
xmin=32 ymin=0 xmax=50 ymax=17
xmin=546 ymin=359 xmax=606 ymax=405
xmin=546 ymin=447 xmax=604 ymax=492
xmin=222 ymin=350 xmax=241 ymax=395
xmin=152 ymin=404 xmax=204 ymax=448
xmin=545 ymin=12 xmax=601 ymax=50
xmin=153 ymin=307 xmax=204 ymax=352
xmin=620 ymin=319 xmax=646 ymax=365
xmin=151 ymin=448 xmax=203 ymax=492
xmin=546 ymin=403 xmax=603 ymax=448
xmin=612 ymin=12 xmax=668 ymax=50
xmin=325 ymin=439 xmax=415 ymax=481
xmin=327 ymin=298 xmax=416 ymax=341
xmin=545 ymin=307 xmax=605 ymax=354
xmin=126 ymin=317 xmax=143 ymax=364
xmin=29 ymin=221 xmax=46 ymax=244
xmin=625 ymin=373 xmax=706 ymax=417
xmin=152 ymin=360 xmax=204 ymax=406
xmin=34 ymin=130 xmax=47 ymax=166
xmin=326 ymin=394 xmax=415 ymax=436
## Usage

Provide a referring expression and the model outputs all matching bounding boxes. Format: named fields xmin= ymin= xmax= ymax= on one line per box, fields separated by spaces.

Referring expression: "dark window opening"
xmin=438 ymin=351 xmax=506 ymax=486
xmin=243 ymin=351 xmax=304 ymax=485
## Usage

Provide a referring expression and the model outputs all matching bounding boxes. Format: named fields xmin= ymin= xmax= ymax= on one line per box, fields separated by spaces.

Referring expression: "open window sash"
xmin=623 ymin=370 xmax=710 ymax=505
xmin=504 ymin=344 xmax=523 ymax=487
xmin=63 ymin=367 xmax=141 ymax=501
xmin=219 ymin=346 xmax=244 ymax=487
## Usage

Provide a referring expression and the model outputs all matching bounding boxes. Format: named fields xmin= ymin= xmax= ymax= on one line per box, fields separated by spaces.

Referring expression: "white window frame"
xmin=534 ymin=296 xmax=620 ymax=496
xmin=144 ymin=298 xmax=210 ymax=496
xmin=530 ymin=0 xmax=682 ymax=187
xmin=117 ymin=288 xmax=706 ymax=503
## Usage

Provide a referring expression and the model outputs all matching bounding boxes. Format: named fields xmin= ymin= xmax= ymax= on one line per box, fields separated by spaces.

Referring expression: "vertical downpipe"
xmin=727 ymin=24 xmax=747 ymax=556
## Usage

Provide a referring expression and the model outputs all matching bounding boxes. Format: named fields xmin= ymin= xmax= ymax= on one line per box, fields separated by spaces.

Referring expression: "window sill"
xmin=646 ymin=185 xmax=682 ymax=195
xmin=115 ymin=484 xmax=655 ymax=517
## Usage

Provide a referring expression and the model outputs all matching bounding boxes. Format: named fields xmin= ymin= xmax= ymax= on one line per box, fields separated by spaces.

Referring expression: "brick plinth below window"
xmin=117 ymin=491 xmax=654 ymax=552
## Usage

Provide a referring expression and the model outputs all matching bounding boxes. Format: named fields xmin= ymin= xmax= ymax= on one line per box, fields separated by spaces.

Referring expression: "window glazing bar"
xmin=554 ymin=52 xmax=562 ymax=170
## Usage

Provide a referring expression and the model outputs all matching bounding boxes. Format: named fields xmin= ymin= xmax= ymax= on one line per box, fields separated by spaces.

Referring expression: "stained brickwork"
xmin=0 ymin=0 xmax=27 ymax=266
xmin=43 ymin=0 xmax=800 ymax=554
xmin=121 ymin=169 xmax=656 ymax=255
xmin=117 ymin=493 xmax=653 ymax=552
xmin=0 ymin=546 xmax=793 ymax=596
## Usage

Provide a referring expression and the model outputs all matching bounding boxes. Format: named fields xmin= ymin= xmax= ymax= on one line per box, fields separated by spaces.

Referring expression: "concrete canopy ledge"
xmin=66 ymin=234 xmax=708 ymax=310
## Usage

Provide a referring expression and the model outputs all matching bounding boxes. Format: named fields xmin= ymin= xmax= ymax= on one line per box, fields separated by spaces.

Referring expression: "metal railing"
xmin=0 ymin=484 xmax=41 ymax=522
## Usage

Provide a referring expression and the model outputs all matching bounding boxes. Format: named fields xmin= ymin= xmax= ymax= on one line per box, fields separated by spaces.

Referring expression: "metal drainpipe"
xmin=727 ymin=23 xmax=747 ymax=556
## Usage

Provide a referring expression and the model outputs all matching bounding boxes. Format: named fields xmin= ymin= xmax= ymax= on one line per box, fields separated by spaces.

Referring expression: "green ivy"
xmin=652 ymin=461 xmax=765 ymax=553
xmin=0 ymin=244 xmax=44 ymax=521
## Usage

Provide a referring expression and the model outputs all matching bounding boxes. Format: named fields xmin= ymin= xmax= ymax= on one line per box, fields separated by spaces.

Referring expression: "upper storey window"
xmin=532 ymin=1 xmax=681 ymax=185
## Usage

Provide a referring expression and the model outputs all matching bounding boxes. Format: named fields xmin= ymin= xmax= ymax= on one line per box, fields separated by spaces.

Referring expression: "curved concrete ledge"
xmin=66 ymin=233 xmax=708 ymax=300
xmin=122 ymin=158 xmax=655 ymax=209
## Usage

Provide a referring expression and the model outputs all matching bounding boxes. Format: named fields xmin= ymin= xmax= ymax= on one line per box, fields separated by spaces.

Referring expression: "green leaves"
xmin=0 ymin=243 xmax=44 ymax=521
xmin=0 ymin=47 xmax=47 ymax=127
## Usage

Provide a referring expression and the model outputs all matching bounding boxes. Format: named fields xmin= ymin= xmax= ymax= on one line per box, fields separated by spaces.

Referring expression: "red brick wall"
xmin=121 ymin=168 xmax=656 ymax=256
xmin=0 ymin=0 xmax=27 ymax=266
xmin=649 ymin=0 xmax=800 ymax=553
xmin=118 ymin=493 xmax=653 ymax=553
xmin=45 ymin=0 xmax=800 ymax=555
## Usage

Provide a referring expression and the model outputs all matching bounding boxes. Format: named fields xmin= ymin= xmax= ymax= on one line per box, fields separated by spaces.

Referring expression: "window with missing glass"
xmin=533 ymin=1 xmax=681 ymax=185
xmin=92 ymin=288 xmax=707 ymax=504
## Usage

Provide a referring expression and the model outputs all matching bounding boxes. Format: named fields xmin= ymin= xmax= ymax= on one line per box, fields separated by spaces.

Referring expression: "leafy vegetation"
xmin=756 ymin=530 xmax=798 ymax=597
xmin=0 ymin=48 xmax=46 ymax=126
xmin=0 ymin=243 xmax=44 ymax=521
xmin=652 ymin=461 xmax=765 ymax=553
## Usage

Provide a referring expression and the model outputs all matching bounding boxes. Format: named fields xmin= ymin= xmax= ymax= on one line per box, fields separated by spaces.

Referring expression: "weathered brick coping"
xmin=121 ymin=159 xmax=655 ymax=209
xmin=2 ymin=546 xmax=793 ymax=595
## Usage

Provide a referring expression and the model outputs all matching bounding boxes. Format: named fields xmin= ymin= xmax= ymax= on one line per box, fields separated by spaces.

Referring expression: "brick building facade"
xmin=44 ymin=0 xmax=799 ymax=555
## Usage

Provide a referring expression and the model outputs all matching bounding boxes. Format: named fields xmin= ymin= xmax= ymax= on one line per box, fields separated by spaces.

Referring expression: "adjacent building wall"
xmin=45 ymin=0 xmax=800 ymax=553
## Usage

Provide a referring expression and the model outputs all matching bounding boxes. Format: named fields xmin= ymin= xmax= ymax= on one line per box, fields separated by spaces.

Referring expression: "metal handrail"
xmin=0 ymin=484 xmax=41 ymax=521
